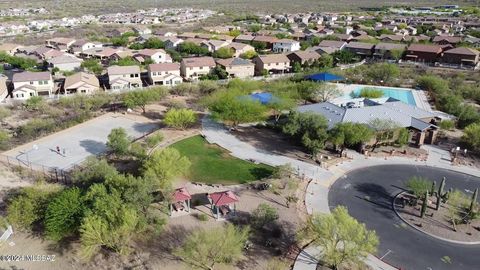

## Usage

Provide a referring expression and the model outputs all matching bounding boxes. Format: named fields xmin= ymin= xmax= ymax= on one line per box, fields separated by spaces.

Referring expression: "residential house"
xmin=154 ymin=29 xmax=177 ymax=37
xmin=373 ymin=43 xmax=407 ymax=59
xmin=318 ymin=40 xmax=347 ymax=51
xmin=287 ymin=50 xmax=321 ymax=66
xmin=133 ymin=49 xmax=172 ymax=64
xmin=252 ymin=54 xmax=291 ymax=75
xmin=252 ymin=36 xmax=278 ymax=50
xmin=216 ymin=58 xmax=255 ymax=78
xmin=63 ymin=72 xmax=100 ymax=94
xmin=164 ymin=37 xmax=184 ymax=49
xmin=148 ymin=63 xmax=182 ymax=86
xmin=432 ymin=36 xmax=463 ymax=46
xmin=180 ymin=57 xmax=216 ymax=81
xmin=332 ymin=34 xmax=352 ymax=41
xmin=11 ymin=71 xmax=54 ymax=99
xmin=45 ymin=37 xmax=76 ymax=51
xmin=464 ymin=36 xmax=480 ymax=48
xmin=201 ymin=39 xmax=231 ymax=52
xmin=272 ymin=39 xmax=301 ymax=53
xmin=0 ymin=43 xmax=23 ymax=55
xmin=47 ymin=54 xmax=83 ymax=71
xmin=234 ymin=34 xmax=255 ymax=44
xmin=107 ymin=65 xmax=142 ymax=90
xmin=344 ymin=42 xmax=374 ymax=57
xmin=225 ymin=42 xmax=255 ymax=58
xmin=80 ymin=47 xmax=122 ymax=64
xmin=378 ymin=34 xmax=404 ymax=43
xmin=132 ymin=25 xmax=152 ymax=35
xmin=405 ymin=44 xmax=443 ymax=62
xmin=298 ymin=99 xmax=439 ymax=146
xmin=70 ymin=40 xmax=103 ymax=55
xmin=441 ymin=47 xmax=479 ymax=66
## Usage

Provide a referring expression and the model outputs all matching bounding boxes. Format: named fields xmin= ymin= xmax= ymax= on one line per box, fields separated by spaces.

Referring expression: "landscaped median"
xmin=170 ymin=135 xmax=274 ymax=185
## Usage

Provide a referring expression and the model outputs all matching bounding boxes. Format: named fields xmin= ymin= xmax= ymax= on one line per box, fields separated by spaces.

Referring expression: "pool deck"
xmin=330 ymin=83 xmax=433 ymax=111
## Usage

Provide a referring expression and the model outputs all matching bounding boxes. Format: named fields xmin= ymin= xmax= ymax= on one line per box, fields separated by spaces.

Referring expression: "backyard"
xmin=170 ymin=135 xmax=274 ymax=184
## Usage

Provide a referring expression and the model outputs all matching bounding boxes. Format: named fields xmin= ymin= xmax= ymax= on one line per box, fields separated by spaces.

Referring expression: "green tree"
xmin=24 ymin=96 xmax=46 ymax=111
xmin=71 ymin=157 xmax=118 ymax=186
xmin=7 ymin=184 xmax=61 ymax=231
xmin=328 ymin=123 xmax=373 ymax=151
xmin=208 ymin=91 xmax=268 ymax=127
xmin=406 ymin=176 xmax=431 ymax=200
xmin=396 ymin=128 xmax=409 ymax=146
xmin=332 ymin=50 xmax=357 ymax=64
xmin=164 ymin=108 xmax=197 ymax=129
xmin=143 ymin=148 xmax=191 ymax=189
xmin=282 ymin=112 xmax=329 ymax=157
xmin=251 ymin=41 xmax=267 ymax=51
xmin=251 ymin=203 xmax=279 ymax=230
xmin=239 ymin=50 xmax=257 ymax=59
xmin=299 ymin=206 xmax=378 ymax=270
xmin=80 ymin=184 xmax=140 ymax=259
xmin=144 ymin=37 xmax=165 ymax=49
xmin=0 ymin=130 xmax=10 ymax=150
xmin=267 ymin=95 xmax=296 ymax=122
xmin=315 ymin=83 xmax=341 ymax=102
xmin=106 ymin=128 xmax=130 ymax=156
xmin=292 ymin=62 xmax=302 ymax=73
xmin=317 ymin=54 xmax=334 ymax=68
xmin=228 ymin=29 xmax=242 ymax=37
xmin=111 ymin=56 xmax=139 ymax=66
xmin=416 ymin=75 xmax=449 ymax=95
xmin=390 ymin=49 xmax=404 ymax=61
xmin=462 ymin=123 xmax=480 ymax=151
xmin=212 ymin=47 xmax=234 ymax=59
xmin=174 ymin=224 xmax=250 ymax=270
xmin=81 ymin=59 xmax=103 ymax=75
xmin=368 ymin=118 xmax=400 ymax=151
xmin=123 ymin=87 xmax=166 ymax=113
xmin=178 ymin=42 xmax=209 ymax=56
xmin=45 ymin=187 xmax=85 ymax=241
xmin=365 ymin=63 xmax=399 ymax=84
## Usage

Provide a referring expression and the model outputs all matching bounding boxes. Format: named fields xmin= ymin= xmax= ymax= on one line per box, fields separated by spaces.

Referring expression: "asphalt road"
xmin=329 ymin=164 xmax=480 ymax=270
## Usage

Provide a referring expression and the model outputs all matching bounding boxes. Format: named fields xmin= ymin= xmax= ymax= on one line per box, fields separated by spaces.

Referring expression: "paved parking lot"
xmin=3 ymin=113 xmax=158 ymax=170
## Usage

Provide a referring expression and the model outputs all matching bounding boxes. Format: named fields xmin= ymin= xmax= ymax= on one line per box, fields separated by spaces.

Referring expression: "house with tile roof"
xmin=63 ymin=72 xmax=100 ymax=95
xmin=148 ymin=63 xmax=182 ymax=86
xmin=441 ymin=47 xmax=479 ymax=66
xmin=373 ymin=43 xmax=407 ymax=59
xmin=12 ymin=71 xmax=54 ymax=99
xmin=287 ymin=50 xmax=321 ymax=66
xmin=47 ymin=54 xmax=83 ymax=71
xmin=107 ymin=65 xmax=142 ymax=90
xmin=180 ymin=56 xmax=216 ymax=81
xmin=216 ymin=58 xmax=255 ymax=78
xmin=344 ymin=42 xmax=374 ymax=57
xmin=225 ymin=42 xmax=255 ymax=58
xmin=405 ymin=44 xmax=443 ymax=62
xmin=252 ymin=54 xmax=291 ymax=75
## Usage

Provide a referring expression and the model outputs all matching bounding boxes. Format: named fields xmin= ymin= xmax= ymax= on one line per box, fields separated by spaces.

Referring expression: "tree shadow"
xmin=249 ymin=167 xmax=274 ymax=180
xmin=137 ymin=224 xmax=190 ymax=261
xmin=79 ymin=139 xmax=106 ymax=155
xmin=354 ymin=182 xmax=395 ymax=219
xmin=131 ymin=122 xmax=158 ymax=134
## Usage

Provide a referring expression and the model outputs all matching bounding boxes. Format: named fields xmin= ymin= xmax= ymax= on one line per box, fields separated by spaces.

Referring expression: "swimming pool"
xmin=351 ymin=86 xmax=416 ymax=106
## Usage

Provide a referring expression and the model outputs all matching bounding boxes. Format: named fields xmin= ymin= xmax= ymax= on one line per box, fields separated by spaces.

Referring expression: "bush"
xmin=45 ymin=187 xmax=85 ymax=241
xmin=0 ymin=130 xmax=10 ymax=150
xmin=7 ymin=184 xmax=61 ymax=231
xmin=17 ymin=118 xmax=56 ymax=139
xmin=146 ymin=132 xmax=164 ymax=148
xmin=163 ymin=108 xmax=197 ymax=130
xmin=0 ymin=106 xmax=11 ymax=121
xmin=106 ymin=128 xmax=130 ymax=156
xmin=439 ymin=120 xmax=455 ymax=130
xmin=406 ymin=176 xmax=431 ymax=199
xmin=166 ymin=99 xmax=187 ymax=109
xmin=356 ymin=87 xmax=384 ymax=98
xmin=462 ymin=123 xmax=480 ymax=151
xmin=170 ymin=83 xmax=199 ymax=96
xmin=251 ymin=203 xmax=279 ymax=229
xmin=197 ymin=213 xmax=208 ymax=221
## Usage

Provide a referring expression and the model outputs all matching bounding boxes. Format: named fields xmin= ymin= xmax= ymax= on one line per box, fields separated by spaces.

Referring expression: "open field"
xmin=170 ymin=135 xmax=274 ymax=184
xmin=1 ymin=0 xmax=475 ymax=16
xmin=2 ymin=113 xmax=157 ymax=170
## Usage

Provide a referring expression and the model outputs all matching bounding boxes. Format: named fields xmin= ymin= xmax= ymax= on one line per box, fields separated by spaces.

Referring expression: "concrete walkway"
xmin=201 ymin=117 xmax=398 ymax=270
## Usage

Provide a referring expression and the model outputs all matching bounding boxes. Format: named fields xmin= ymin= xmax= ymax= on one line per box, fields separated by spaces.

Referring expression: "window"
xmin=199 ymin=66 xmax=203 ymax=70
xmin=29 ymin=81 xmax=34 ymax=85
xmin=81 ymin=90 xmax=86 ymax=93
xmin=29 ymin=93 xmax=33 ymax=97
xmin=130 ymin=74 xmax=134 ymax=78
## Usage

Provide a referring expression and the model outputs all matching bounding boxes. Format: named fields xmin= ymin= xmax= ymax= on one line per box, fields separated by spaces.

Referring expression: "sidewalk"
xmin=201 ymin=117 xmax=398 ymax=270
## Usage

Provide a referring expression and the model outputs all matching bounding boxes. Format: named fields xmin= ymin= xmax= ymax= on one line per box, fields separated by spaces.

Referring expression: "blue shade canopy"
xmin=249 ymin=92 xmax=273 ymax=104
xmin=305 ymin=72 xmax=344 ymax=82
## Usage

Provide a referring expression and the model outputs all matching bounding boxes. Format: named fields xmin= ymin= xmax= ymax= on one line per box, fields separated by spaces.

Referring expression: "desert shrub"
xmin=146 ymin=132 xmax=164 ymax=148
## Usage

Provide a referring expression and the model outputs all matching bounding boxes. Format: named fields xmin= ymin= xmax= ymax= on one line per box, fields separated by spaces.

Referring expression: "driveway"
xmin=329 ymin=164 xmax=480 ymax=270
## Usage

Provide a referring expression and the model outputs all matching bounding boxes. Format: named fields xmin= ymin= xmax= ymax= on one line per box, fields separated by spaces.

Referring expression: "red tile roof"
xmin=209 ymin=191 xmax=239 ymax=206
xmin=173 ymin=187 xmax=192 ymax=203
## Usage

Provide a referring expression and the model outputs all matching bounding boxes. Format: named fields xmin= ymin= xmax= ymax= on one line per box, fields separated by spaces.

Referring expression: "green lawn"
xmin=170 ymin=135 xmax=273 ymax=184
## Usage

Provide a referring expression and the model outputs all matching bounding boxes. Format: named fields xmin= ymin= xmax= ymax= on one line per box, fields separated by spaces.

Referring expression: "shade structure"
xmin=249 ymin=92 xmax=273 ymax=105
xmin=209 ymin=190 xmax=239 ymax=207
xmin=305 ymin=72 xmax=344 ymax=82
xmin=173 ymin=187 xmax=192 ymax=203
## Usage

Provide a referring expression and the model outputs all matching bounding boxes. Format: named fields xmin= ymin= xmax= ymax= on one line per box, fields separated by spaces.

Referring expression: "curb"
xmin=392 ymin=191 xmax=480 ymax=246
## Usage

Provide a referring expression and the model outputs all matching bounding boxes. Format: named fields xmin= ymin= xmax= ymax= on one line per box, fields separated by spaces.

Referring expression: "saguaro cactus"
xmin=431 ymin=181 xmax=436 ymax=195
xmin=436 ymin=177 xmax=446 ymax=210
xmin=469 ymin=188 xmax=478 ymax=213
xmin=421 ymin=190 xmax=429 ymax=218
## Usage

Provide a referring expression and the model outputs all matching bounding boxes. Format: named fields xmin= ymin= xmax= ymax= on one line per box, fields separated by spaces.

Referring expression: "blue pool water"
xmin=351 ymin=86 xmax=416 ymax=105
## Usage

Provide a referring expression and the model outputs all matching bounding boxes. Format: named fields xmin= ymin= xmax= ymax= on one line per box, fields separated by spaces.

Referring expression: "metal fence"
xmin=0 ymin=154 xmax=73 ymax=184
